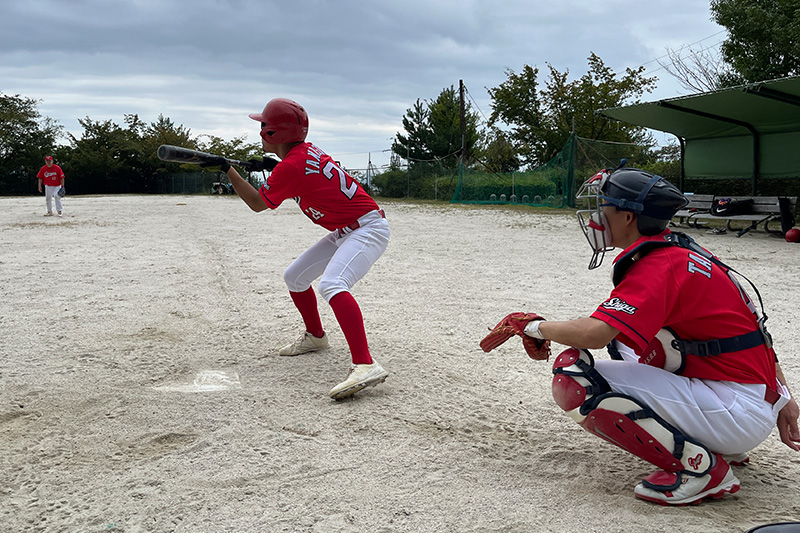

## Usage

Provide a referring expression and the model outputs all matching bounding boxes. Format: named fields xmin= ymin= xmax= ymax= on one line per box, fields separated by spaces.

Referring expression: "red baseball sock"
xmin=289 ymin=288 xmax=324 ymax=338
xmin=329 ymin=292 xmax=372 ymax=365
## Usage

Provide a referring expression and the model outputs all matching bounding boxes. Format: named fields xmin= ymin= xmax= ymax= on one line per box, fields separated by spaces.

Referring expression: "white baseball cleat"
xmin=634 ymin=454 xmax=740 ymax=506
xmin=279 ymin=331 xmax=329 ymax=356
xmin=329 ymin=360 xmax=389 ymax=399
xmin=723 ymin=452 xmax=750 ymax=466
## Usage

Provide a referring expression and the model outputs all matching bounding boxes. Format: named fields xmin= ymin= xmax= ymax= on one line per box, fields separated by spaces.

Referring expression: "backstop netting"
xmin=451 ymin=134 xmax=650 ymax=208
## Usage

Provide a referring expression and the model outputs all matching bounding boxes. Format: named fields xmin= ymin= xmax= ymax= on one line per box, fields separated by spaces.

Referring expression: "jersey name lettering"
xmin=687 ymin=252 xmax=712 ymax=279
xmin=601 ymin=297 xmax=638 ymax=315
xmin=305 ymin=145 xmax=324 ymax=176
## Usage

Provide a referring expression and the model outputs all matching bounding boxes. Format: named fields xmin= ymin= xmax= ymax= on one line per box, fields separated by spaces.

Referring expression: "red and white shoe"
xmin=634 ymin=454 xmax=740 ymax=506
xmin=723 ymin=452 xmax=750 ymax=466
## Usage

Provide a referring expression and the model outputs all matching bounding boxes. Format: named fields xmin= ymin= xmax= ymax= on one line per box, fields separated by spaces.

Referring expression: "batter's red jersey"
xmin=258 ymin=143 xmax=379 ymax=231
xmin=37 ymin=165 xmax=65 ymax=186
xmin=591 ymin=230 xmax=777 ymax=388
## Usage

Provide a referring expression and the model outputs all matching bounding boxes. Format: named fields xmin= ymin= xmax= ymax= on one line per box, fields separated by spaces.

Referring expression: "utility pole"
xmin=459 ymin=79 xmax=466 ymax=197
xmin=459 ymin=79 xmax=466 ymax=164
xmin=406 ymin=141 xmax=410 ymax=198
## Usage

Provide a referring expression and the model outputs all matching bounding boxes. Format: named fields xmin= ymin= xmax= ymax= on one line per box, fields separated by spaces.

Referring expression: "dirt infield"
xmin=1 ymin=195 xmax=798 ymax=532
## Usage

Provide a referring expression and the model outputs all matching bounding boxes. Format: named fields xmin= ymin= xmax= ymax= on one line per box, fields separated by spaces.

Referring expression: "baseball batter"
xmin=219 ymin=98 xmax=390 ymax=400
xmin=482 ymin=167 xmax=799 ymax=506
xmin=36 ymin=156 xmax=65 ymax=216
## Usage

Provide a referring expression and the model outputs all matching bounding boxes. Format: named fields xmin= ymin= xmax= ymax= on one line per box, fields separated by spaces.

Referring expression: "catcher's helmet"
xmin=601 ymin=168 xmax=688 ymax=236
xmin=576 ymin=166 xmax=687 ymax=269
xmin=249 ymin=98 xmax=309 ymax=144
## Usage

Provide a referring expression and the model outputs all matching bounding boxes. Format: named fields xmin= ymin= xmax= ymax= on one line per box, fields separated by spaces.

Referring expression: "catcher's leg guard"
xmin=552 ymin=348 xmax=713 ymax=477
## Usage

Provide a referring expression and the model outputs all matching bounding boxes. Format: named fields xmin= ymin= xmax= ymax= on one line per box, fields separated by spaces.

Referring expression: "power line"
xmin=639 ymin=30 xmax=727 ymax=67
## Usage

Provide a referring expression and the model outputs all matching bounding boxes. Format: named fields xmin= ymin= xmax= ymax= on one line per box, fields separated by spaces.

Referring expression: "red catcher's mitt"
xmin=480 ymin=312 xmax=551 ymax=360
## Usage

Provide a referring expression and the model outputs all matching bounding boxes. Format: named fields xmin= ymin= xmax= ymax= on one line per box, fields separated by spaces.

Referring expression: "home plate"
xmin=153 ymin=370 xmax=241 ymax=392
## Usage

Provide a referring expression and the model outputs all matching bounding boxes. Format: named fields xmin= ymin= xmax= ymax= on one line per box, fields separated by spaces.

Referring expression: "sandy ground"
xmin=1 ymin=194 xmax=798 ymax=533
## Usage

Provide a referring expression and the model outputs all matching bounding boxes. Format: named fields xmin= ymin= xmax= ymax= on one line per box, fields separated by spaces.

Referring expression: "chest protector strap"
xmin=612 ymin=232 xmax=772 ymax=359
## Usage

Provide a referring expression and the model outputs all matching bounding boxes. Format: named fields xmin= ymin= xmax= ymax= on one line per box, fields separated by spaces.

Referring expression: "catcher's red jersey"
xmin=591 ymin=231 xmax=776 ymax=387
xmin=258 ymin=143 xmax=379 ymax=231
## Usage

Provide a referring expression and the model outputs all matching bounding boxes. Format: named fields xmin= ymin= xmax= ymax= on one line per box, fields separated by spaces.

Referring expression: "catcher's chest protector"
xmin=611 ymin=232 xmax=771 ymax=366
xmin=551 ymin=347 xmax=712 ymax=476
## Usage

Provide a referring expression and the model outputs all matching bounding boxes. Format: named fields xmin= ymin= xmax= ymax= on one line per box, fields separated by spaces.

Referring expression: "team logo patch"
xmin=687 ymin=453 xmax=704 ymax=471
xmin=601 ymin=297 xmax=638 ymax=315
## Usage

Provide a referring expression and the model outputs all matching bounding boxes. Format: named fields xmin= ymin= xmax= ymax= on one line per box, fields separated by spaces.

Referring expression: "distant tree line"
xmin=0 ymin=92 xmax=261 ymax=196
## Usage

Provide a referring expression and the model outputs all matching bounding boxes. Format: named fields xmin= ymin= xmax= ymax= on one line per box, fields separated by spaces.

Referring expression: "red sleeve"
xmin=258 ymin=158 xmax=302 ymax=209
xmin=36 ymin=167 xmax=45 ymax=179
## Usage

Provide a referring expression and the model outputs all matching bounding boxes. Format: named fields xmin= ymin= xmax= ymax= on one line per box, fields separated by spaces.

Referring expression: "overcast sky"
xmin=1 ymin=0 xmax=724 ymax=172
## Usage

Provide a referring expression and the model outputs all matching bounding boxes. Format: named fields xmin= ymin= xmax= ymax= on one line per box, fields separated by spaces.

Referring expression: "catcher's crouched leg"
xmin=551 ymin=348 xmax=714 ymax=480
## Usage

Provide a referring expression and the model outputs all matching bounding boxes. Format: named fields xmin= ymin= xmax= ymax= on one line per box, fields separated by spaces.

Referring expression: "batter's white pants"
xmin=283 ymin=210 xmax=390 ymax=302
xmin=45 ymin=185 xmax=63 ymax=213
xmin=595 ymin=347 xmax=790 ymax=454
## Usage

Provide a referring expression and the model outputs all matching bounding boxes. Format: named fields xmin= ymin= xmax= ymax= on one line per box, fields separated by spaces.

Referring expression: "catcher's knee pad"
xmin=551 ymin=347 xmax=713 ymax=476
xmin=551 ymin=348 xmax=611 ymax=423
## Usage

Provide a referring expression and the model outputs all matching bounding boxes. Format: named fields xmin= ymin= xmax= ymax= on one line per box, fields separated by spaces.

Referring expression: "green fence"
xmin=155 ymin=172 xmax=227 ymax=194
xmin=451 ymin=135 xmax=652 ymax=208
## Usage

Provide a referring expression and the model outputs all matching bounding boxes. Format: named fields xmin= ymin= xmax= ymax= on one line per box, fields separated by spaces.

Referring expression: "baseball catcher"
xmin=481 ymin=166 xmax=799 ymax=506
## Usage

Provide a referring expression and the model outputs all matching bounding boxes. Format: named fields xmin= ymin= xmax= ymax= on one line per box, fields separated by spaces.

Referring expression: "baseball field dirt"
xmin=1 ymin=195 xmax=798 ymax=532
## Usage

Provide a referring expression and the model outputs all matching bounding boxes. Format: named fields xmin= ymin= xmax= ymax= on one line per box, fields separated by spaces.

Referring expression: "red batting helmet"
xmin=786 ymin=228 xmax=800 ymax=243
xmin=249 ymin=98 xmax=309 ymax=144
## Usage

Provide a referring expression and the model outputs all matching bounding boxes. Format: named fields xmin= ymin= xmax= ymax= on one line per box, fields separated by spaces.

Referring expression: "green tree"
xmin=390 ymin=86 xmax=482 ymax=198
xmin=712 ymin=0 xmax=800 ymax=85
xmin=391 ymin=99 xmax=432 ymax=168
xmin=480 ymin=128 xmax=521 ymax=173
xmin=66 ymin=117 xmax=144 ymax=193
xmin=488 ymin=53 xmax=657 ymax=167
xmin=0 ymin=92 xmax=63 ymax=194
xmin=486 ymin=65 xmax=544 ymax=167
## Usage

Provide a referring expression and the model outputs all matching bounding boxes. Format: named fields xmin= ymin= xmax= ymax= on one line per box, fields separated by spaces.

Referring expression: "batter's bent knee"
xmin=318 ymin=279 xmax=348 ymax=303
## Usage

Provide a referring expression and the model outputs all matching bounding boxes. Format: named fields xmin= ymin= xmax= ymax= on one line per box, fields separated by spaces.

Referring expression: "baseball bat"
xmin=157 ymin=145 xmax=249 ymax=167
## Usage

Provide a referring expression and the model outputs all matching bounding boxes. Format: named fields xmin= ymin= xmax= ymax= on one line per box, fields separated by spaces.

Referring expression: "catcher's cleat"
xmin=329 ymin=360 xmax=388 ymax=400
xmin=279 ymin=331 xmax=329 ymax=356
xmin=634 ymin=454 xmax=740 ymax=506
xmin=723 ymin=452 xmax=750 ymax=467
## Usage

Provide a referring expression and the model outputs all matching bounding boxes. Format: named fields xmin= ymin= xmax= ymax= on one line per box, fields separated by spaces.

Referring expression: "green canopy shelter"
xmin=600 ymin=76 xmax=800 ymax=195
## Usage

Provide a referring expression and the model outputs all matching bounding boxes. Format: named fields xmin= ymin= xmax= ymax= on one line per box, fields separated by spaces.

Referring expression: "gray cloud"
xmin=0 ymin=0 xmax=722 ymax=171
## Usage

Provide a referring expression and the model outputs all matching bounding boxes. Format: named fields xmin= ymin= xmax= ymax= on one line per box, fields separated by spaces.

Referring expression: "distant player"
xmin=219 ymin=98 xmax=390 ymax=399
xmin=482 ymin=167 xmax=799 ymax=505
xmin=36 ymin=156 xmax=65 ymax=216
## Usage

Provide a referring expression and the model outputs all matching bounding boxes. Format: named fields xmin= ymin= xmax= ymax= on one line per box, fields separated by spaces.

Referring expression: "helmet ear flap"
xmin=249 ymin=98 xmax=309 ymax=144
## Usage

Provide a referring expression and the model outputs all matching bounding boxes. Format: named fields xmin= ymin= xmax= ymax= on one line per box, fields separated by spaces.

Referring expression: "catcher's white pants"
xmin=284 ymin=210 xmax=390 ymax=302
xmin=45 ymin=185 xmax=63 ymax=213
xmin=595 ymin=354 xmax=789 ymax=455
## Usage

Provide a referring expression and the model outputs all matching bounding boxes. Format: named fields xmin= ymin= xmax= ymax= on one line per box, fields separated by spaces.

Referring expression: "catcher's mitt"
xmin=480 ymin=312 xmax=551 ymax=360
xmin=58 ymin=187 xmax=66 ymax=198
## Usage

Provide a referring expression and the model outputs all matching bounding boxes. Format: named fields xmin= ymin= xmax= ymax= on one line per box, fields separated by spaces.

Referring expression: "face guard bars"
xmin=576 ymin=168 xmax=614 ymax=269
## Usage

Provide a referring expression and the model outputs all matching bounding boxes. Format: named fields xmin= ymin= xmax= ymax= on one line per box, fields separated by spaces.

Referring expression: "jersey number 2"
xmin=323 ymin=161 xmax=357 ymax=200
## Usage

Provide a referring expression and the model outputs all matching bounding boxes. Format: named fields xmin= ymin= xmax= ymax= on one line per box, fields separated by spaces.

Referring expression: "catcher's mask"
xmin=249 ymin=98 xmax=309 ymax=145
xmin=576 ymin=165 xmax=688 ymax=269
xmin=576 ymin=168 xmax=614 ymax=269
